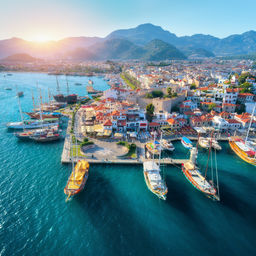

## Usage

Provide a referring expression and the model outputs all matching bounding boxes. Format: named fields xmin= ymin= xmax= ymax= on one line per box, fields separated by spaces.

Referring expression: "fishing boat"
xmin=181 ymin=146 xmax=220 ymax=201
xmin=64 ymin=160 xmax=89 ymax=200
xmin=29 ymin=132 xmax=61 ymax=142
xmin=229 ymin=104 xmax=256 ymax=166
xmin=143 ymin=133 xmax=168 ymax=200
xmin=6 ymin=118 xmax=59 ymax=130
xmin=181 ymin=137 xmax=193 ymax=149
xmin=198 ymin=137 xmax=210 ymax=149
xmin=161 ymin=139 xmax=175 ymax=151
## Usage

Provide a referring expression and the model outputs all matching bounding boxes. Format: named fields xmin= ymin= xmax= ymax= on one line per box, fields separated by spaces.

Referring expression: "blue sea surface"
xmin=0 ymin=73 xmax=255 ymax=256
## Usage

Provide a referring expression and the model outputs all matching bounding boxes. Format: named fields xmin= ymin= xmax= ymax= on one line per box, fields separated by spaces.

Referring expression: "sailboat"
xmin=229 ymin=104 xmax=256 ymax=166
xmin=143 ymin=133 xmax=168 ymax=200
xmin=64 ymin=136 xmax=89 ymax=201
xmin=181 ymin=136 xmax=220 ymax=201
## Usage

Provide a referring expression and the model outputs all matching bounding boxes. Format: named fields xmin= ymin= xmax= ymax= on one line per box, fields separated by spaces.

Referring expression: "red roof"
xmin=103 ymin=120 xmax=112 ymax=126
xmin=149 ymin=122 xmax=160 ymax=127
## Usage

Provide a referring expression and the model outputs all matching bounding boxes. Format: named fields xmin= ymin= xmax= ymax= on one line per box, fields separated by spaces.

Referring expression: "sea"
xmin=0 ymin=72 xmax=255 ymax=256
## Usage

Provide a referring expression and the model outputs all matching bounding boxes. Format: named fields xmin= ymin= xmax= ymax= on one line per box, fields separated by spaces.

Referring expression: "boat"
xmin=7 ymin=73 xmax=12 ymax=76
xmin=146 ymin=142 xmax=160 ymax=155
xmin=29 ymin=132 xmax=61 ymax=142
xmin=6 ymin=118 xmax=59 ymax=130
xmin=229 ymin=137 xmax=256 ymax=165
xmin=198 ymin=137 xmax=210 ymax=149
xmin=143 ymin=161 xmax=168 ymax=200
xmin=86 ymin=85 xmax=101 ymax=94
xmin=181 ymin=137 xmax=193 ymax=149
xmin=211 ymin=139 xmax=222 ymax=151
xmin=64 ymin=160 xmax=89 ymax=199
xmin=181 ymin=147 xmax=220 ymax=201
xmin=5 ymin=87 xmax=12 ymax=91
xmin=25 ymin=111 xmax=62 ymax=119
xmin=53 ymin=76 xmax=77 ymax=104
xmin=161 ymin=139 xmax=175 ymax=151
xmin=75 ymin=83 xmax=82 ymax=86
xmin=143 ymin=133 xmax=168 ymax=200
xmin=229 ymin=104 xmax=256 ymax=166
xmin=14 ymin=126 xmax=59 ymax=140
xmin=88 ymin=79 xmax=93 ymax=85
xmin=17 ymin=91 xmax=24 ymax=97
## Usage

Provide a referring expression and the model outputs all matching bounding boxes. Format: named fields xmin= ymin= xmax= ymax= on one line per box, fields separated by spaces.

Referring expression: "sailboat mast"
xmin=56 ymin=76 xmax=60 ymax=94
xmin=245 ymin=103 xmax=256 ymax=143
xmin=16 ymin=86 xmax=24 ymax=127
xmin=153 ymin=131 xmax=155 ymax=161
xmin=204 ymin=132 xmax=213 ymax=179
xmin=66 ymin=76 xmax=69 ymax=95
xmin=158 ymin=132 xmax=162 ymax=166
xmin=31 ymin=91 xmax=36 ymax=112
xmin=48 ymin=88 xmax=51 ymax=103
xmin=39 ymin=89 xmax=43 ymax=122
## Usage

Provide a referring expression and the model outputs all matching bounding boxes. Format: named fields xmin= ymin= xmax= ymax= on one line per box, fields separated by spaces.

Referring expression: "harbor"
xmin=0 ymin=72 xmax=256 ymax=255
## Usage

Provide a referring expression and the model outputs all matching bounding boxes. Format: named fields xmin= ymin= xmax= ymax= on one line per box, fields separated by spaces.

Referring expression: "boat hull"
xmin=181 ymin=165 xmax=218 ymax=200
xmin=181 ymin=139 xmax=192 ymax=149
xmin=143 ymin=171 xmax=167 ymax=200
xmin=229 ymin=140 xmax=256 ymax=166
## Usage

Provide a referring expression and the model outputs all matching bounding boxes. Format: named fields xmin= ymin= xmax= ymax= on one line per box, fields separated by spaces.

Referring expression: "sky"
xmin=0 ymin=0 xmax=256 ymax=41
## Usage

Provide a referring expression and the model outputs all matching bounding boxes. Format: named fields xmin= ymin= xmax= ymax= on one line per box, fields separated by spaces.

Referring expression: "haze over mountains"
xmin=1 ymin=23 xmax=256 ymax=61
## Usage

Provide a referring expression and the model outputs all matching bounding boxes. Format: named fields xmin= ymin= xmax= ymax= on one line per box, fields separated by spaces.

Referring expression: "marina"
xmin=0 ymin=72 xmax=255 ymax=255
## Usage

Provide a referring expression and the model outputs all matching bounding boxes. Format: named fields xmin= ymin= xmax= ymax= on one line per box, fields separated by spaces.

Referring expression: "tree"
xmin=167 ymin=87 xmax=172 ymax=97
xmin=146 ymin=103 xmax=155 ymax=122
xmin=235 ymin=104 xmax=246 ymax=114
xmin=190 ymin=84 xmax=196 ymax=90
xmin=208 ymin=103 xmax=217 ymax=111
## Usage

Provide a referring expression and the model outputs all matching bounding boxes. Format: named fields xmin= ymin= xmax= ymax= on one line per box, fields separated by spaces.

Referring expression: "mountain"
xmin=2 ymin=53 xmax=40 ymax=62
xmin=66 ymin=38 xmax=185 ymax=61
xmin=181 ymin=47 xmax=215 ymax=58
xmin=107 ymin=23 xmax=179 ymax=46
xmin=143 ymin=39 xmax=185 ymax=60
xmin=1 ymin=24 xmax=256 ymax=59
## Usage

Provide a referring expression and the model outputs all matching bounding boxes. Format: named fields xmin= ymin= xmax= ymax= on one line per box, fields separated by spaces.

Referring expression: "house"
xmin=226 ymin=119 xmax=241 ymax=130
xmin=167 ymin=118 xmax=180 ymax=129
xmin=237 ymin=93 xmax=254 ymax=104
xmin=212 ymin=116 xmax=229 ymax=130
xmin=222 ymin=103 xmax=236 ymax=113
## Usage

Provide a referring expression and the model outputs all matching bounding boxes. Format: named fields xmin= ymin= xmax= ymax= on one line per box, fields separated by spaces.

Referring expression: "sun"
xmin=33 ymin=34 xmax=52 ymax=42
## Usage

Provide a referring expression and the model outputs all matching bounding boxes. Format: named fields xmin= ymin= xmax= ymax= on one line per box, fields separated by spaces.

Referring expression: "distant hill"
xmin=66 ymin=38 xmax=186 ymax=61
xmin=142 ymin=39 xmax=185 ymax=61
xmin=2 ymin=53 xmax=40 ymax=62
xmin=1 ymin=24 xmax=256 ymax=59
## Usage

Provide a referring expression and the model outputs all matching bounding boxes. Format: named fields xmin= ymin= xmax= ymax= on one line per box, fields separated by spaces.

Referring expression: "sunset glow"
xmin=33 ymin=34 xmax=52 ymax=42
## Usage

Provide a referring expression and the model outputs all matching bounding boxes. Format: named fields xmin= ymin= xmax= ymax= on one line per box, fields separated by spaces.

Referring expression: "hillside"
xmin=1 ymin=53 xmax=40 ymax=62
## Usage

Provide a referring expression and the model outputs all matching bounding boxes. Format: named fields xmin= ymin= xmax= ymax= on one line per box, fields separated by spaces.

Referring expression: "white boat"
xmin=143 ymin=161 xmax=168 ymax=200
xmin=6 ymin=119 xmax=59 ymax=130
xmin=161 ymin=139 xmax=175 ymax=151
xmin=198 ymin=137 xmax=210 ymax=149
xmin=181 ymin=137 xmax=193 ymax=149
xmin=211 ymin=139 xmax=222 ymax=151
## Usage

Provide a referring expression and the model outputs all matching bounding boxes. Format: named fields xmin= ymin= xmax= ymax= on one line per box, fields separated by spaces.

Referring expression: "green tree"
xmin=146 ymin=103 xmax=155 ymax=122
xmin=167 ymin=87 xmax=172 ymax=97
xmin=208 ymin=103 xmax=217 ymax=111
xmin=190 ymin=84 xmax=196 ymax=90
xmin=235 ymin=104 xmax=246 ymax=114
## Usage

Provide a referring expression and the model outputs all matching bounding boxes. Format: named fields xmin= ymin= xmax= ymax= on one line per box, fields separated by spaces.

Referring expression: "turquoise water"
xmin=0 ymin=73 xmax=255 ymax=256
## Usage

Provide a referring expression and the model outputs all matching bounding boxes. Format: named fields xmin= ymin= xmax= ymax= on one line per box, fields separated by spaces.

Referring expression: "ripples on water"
xmin=0 ymin=73 xmax=255 ymax=256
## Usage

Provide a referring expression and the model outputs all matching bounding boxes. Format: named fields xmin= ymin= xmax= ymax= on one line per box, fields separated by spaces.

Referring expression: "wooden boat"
xmin=64 ymin=160 xmax=89 ymax=198
xmin=143 ymin=161 xmax=168 ymax=200
xmin=25 ymin=111 xmax=62 ymax=119
xmin=181 ymin=147 xmax=220 ymax=200
xmin=29 ymin=132 xmax=61 ymax=142
xmin=229 ymin=137 xmax=256 ymax=166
